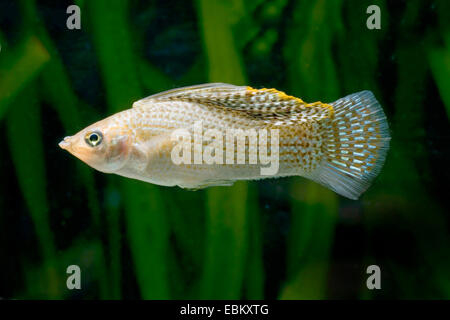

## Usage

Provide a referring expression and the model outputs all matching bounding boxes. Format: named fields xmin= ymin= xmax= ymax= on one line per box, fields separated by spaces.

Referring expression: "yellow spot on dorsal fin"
xmin=247 ymin=86 xmax=305 ymax=103
xmin=246 ymin=87 xmax=334 ymax=116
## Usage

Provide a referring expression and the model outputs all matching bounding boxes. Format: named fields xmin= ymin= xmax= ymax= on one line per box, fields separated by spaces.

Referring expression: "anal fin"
xmin=179 ymin=178 xmax=236 ymax=190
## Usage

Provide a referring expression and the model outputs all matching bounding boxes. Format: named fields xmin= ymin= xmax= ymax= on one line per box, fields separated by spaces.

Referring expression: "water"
xmin=0 ymin=0 xmax=449 ymax=299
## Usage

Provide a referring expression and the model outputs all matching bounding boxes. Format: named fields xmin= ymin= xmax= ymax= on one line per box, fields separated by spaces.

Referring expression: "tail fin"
xmin=313 ymin=91 xmax=390 ymax=200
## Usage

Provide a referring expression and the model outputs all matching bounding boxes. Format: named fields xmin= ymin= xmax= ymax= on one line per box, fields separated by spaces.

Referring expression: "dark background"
xmin=0 ymin=0 xmax=449 ymax=299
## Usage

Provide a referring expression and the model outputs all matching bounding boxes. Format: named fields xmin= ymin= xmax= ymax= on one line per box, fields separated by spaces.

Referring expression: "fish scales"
xmin=59 ymin=83 xmax=390 ymax=199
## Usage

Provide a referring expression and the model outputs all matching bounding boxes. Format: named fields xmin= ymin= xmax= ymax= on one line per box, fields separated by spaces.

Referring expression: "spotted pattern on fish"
xmin=59 ymin=83 xmax=390 ymax=200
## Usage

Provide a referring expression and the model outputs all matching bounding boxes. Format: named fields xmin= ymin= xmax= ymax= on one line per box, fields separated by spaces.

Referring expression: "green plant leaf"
xmin=6 ymin=84 xmax=59 ymax=298
xmin=0 ymin=35 xmax=50 ymax=120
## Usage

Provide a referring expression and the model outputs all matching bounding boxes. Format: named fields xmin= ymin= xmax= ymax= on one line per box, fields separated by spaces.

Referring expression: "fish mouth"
xmin=59 ymin=136 xmax=72 ymax=151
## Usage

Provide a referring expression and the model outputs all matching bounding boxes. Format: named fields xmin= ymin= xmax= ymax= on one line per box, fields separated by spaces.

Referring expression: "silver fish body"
xmin=59 ymin=83 xmax=390 ymax=199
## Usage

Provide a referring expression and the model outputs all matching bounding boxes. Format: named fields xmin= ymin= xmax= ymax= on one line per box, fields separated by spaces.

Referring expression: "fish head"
xmin=59 ymin=117 xmax=133 ymax=173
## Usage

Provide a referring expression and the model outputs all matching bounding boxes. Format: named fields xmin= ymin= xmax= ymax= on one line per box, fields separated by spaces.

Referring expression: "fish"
xmin=59 ymin=83 xmax=390 ymax=199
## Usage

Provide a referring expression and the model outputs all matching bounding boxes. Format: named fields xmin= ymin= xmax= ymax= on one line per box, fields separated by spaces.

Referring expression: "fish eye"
xmin=85 ymin=131 xmax=103 ymax=147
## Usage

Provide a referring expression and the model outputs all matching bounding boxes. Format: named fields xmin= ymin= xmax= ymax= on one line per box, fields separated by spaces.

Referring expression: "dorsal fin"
xmin=133 ymin=83 xmax=244 ymax=107
xmin=133 ymin=83 xmax=333 ymax=122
